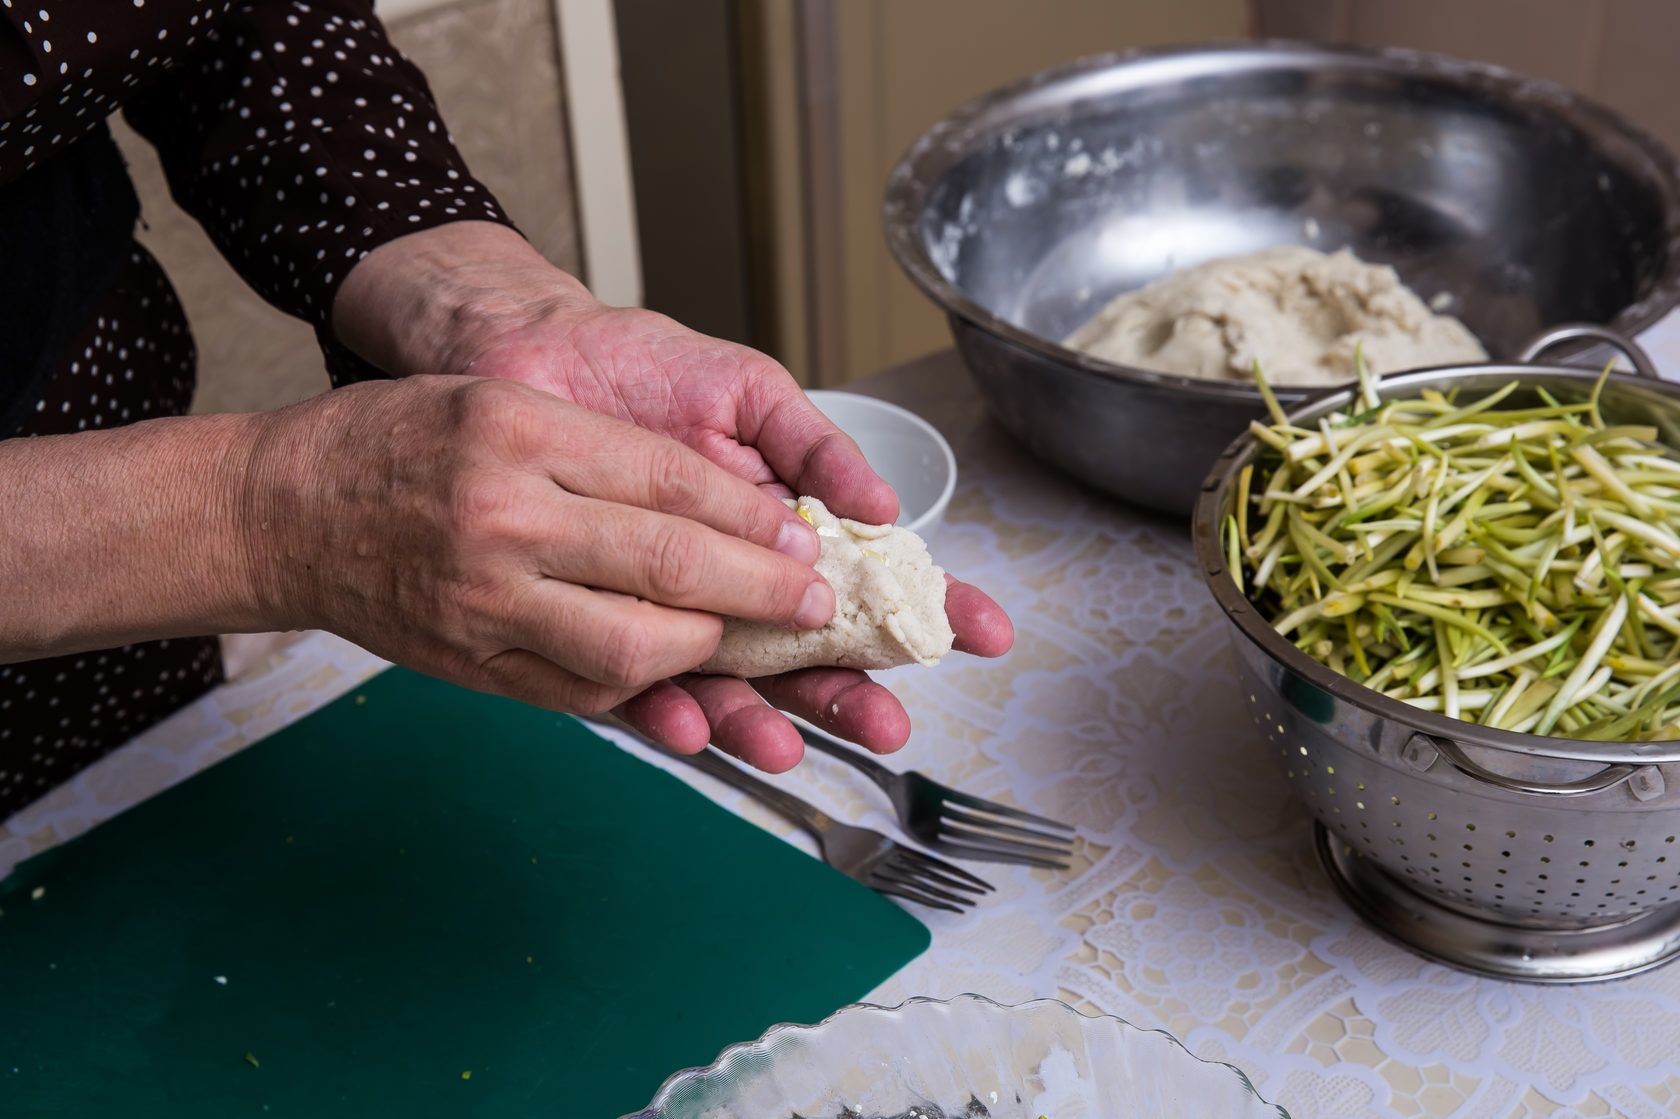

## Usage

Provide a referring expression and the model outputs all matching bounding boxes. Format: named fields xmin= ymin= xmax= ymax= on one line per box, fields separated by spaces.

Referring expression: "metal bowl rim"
xmin=1191 ymin=361 xmax=1680 ymax=766
xmin=883 ymin=39 xmax=1680 ymax=405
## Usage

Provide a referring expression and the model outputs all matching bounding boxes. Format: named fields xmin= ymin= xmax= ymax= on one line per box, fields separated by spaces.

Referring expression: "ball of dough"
xmin=1063 ymin=245 xmax=1487 ymax=386
xmin=698 ymin=496 xmax=955 ymax=677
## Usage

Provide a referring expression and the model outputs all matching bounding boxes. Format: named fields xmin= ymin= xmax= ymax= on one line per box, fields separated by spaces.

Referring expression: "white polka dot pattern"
xmin=23 ymin=244 xmax=197 ymax=433
xmin=0 ymin=1 xmax=514 ymax=329
xmin=0 ymin=241 xmax=221 ymax=817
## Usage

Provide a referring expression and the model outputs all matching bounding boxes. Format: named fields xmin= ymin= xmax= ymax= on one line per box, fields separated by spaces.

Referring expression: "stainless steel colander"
xmin=1192 ymin=328 xmax=1680 ymax=982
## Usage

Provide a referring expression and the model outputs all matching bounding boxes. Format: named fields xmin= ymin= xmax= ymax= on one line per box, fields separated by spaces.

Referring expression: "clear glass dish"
xmin=622 ymin=993 xmax=1290 ymax=1119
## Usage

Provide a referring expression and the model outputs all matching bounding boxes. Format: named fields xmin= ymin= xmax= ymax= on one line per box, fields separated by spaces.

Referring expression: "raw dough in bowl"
xmin=698 ymin=496 xmax=954 ymax=677
xmin=1063 ymin=244 xmax=1488 ymax=385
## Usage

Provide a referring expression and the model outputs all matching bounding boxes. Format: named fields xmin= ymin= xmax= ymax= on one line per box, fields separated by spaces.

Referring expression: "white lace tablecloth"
xmin=11 ymin=318 xmax=1680 ymax=1119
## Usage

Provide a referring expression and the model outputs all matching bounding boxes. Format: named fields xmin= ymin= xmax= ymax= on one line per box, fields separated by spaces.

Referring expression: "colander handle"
xmin=1418 ymin=733 xmax=1639 ymax=797
xmin=1516 ymin=324 xmax=1661 ymax=381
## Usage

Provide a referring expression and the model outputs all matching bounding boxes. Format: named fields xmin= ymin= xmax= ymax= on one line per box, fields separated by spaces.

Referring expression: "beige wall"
xmin=737 ymin=0 xmax=814 ymax=386
xmin=818 ymin=0 xmax=1249 ymax=384
xmin=1256 ymin=0 xmax=1680 ymax=158
xmin=114 ymin=0 xmax=582 ymax=417
xmin=835 ymin=0 xmax=1249 ymax=383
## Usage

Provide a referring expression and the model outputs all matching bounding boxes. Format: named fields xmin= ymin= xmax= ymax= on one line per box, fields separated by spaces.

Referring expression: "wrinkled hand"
xmin=332 ymin=222 xmax=1013 ymax=770
xmin=242 ymin=375 xmax=838 ymax=716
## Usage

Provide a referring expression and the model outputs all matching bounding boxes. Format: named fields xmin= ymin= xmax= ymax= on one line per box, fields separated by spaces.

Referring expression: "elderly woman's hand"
xmin=332 ymin=222 xmax=1013 ymax=771
xmin=243 ymin=375 xmax=842 ymax=719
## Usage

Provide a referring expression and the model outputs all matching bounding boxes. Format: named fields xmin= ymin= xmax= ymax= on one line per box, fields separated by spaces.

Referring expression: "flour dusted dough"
xmin=698 ymin=496 xmax=954 ymax=677
xmin=1063 ymin=245 xmax=1487 ymax=386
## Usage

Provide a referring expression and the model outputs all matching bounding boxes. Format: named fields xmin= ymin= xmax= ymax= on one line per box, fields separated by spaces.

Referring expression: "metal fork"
xmin=673 ymin=746 xmax=993 ymax=913
xmin=795 ymin=723 xmax=1076 ymax=869
xmin=576 ymin=716 xmax=992 ymax=912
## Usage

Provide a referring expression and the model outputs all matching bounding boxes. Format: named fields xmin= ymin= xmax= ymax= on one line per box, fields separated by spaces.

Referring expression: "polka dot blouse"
xmin=0 ymin=0 xmax=515 ymax=340
xmin=0 ymin=1 xmax=519 ymax=814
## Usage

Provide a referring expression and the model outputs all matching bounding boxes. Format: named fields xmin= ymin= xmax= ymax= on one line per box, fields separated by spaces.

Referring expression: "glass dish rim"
xmin=620 ymin=991 xmax=1291 ymax=1119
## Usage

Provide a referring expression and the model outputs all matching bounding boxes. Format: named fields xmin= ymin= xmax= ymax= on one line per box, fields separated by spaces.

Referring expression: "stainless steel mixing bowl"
xmin=884 ymin=41 xmax=1680 ymax=517
xmin=1191 ymin=344 xmax=1680 ymax=982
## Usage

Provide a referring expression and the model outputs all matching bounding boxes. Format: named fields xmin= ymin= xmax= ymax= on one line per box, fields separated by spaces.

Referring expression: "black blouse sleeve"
xmin=123 ymin=1 xmax=520 ymax=382
xmin=0 ymin=1 xmax=521 ymax=384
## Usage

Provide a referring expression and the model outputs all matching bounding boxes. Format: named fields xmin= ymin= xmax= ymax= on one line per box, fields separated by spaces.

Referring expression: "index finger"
xmin=539 ymin=398 xmax=822 ymax=564
xmin=529 ymin=492 xmax=838 ymax=630
xmin=732 ymin=376 xmax=900 ymax=525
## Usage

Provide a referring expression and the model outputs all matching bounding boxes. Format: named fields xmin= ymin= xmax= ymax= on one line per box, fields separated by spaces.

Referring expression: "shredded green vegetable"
xmin=1232 ymin=357 xmax=1680 ymax=741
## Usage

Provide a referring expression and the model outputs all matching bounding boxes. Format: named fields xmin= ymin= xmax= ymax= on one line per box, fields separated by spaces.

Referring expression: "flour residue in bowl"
xmin=1062 ymin=244 xmax=1487 ymax=385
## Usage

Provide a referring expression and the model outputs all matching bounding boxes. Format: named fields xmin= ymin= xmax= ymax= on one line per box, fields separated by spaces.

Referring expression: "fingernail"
xmin=775 ymin=518 xmax=820 ymax=564
xmin=794 ymin=580 xmax=834 ymax=629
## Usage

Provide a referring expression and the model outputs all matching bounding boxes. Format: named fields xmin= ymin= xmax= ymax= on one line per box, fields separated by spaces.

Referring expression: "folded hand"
xmin=332 ymin=222 xmax=1013 ymax=769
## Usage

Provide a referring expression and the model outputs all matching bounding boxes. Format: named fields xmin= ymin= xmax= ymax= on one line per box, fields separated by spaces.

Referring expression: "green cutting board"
xmin=0 ymin=668 xmax=929 ymax=1118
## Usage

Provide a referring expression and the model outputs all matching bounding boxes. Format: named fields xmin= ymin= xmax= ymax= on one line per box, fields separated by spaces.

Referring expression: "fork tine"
xmin=939 ymin=804 xmax=1078 ymax=850
xmin=874 ymin=858 xmax=985 ymax=907
xmin=874 ymin=868 xmax=977 ymax=910
xmin=892 ymin=848 xmax=994 ymax=893
xmin=892 ymin=846 xmax=993 ymax=892
xmin=936 ymin=787 xmax=1075 ymax=832
xmin=868 ymin=877 xmax=968 ymax=913
xmin=932 ymin=832 xmax=1073 ymax=869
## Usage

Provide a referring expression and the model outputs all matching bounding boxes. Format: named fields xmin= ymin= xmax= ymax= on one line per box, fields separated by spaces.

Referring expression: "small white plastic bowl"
xmin=806 ymin=390 xmax=957 ymax=536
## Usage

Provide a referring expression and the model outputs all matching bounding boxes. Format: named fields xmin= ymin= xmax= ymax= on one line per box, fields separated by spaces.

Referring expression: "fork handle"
xmin=574 ymin=712 xmax=838 ymax=837
xmin=666 ymin=745 xmax=841 ymax=840
xmin=795 ymin=723 xmax=897 ymax=793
